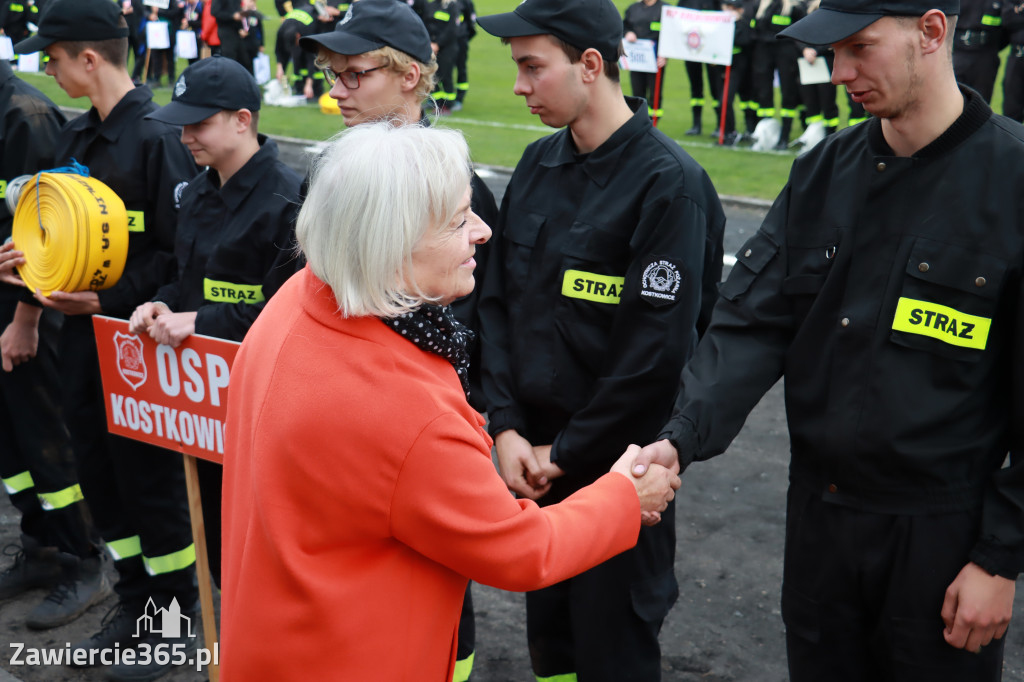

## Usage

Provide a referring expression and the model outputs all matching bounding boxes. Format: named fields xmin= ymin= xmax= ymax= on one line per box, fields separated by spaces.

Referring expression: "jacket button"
xmin=744 ymin=248 xmax=752 ymax=258
xmin=876 ymin=162 xmax=887 ymax=172
xmin=828 ymin=483 xmax=838 ymax=493
xmin=840 ymin=317 xmax=850 ymax=327
xmin=976 ymin=276 xmax=987 ymax=287
xmin=918 ymin=262 xmax=929 ymax=272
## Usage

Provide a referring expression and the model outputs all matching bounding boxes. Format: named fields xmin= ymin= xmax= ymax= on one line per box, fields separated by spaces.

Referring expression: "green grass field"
xmin=15 ymin=0 xmax=1012 ymax=200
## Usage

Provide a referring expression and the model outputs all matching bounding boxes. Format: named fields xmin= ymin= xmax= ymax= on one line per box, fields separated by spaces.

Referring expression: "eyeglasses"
xmin=322 ymin=65 xmax=384 ymax=89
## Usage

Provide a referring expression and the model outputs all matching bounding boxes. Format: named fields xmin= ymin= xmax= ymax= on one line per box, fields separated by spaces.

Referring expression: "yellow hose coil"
xmin=12 ymin=171 xmax=128 ymax=297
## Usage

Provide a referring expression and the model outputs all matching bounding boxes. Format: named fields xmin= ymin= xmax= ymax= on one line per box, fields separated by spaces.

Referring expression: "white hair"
xmin=296 ymin=121 xmax=471 ymax=318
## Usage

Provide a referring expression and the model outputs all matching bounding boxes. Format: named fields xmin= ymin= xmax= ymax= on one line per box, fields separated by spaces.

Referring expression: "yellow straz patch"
xmin=203 ymin=278 xmax=265 ymax=304
xmin=891 ymin=297 xmax=991 ymax=350
xmin=561 ymin=270 xmax=625 ymax=304
xmin=126 ymin=210 xmax=145 ymax=233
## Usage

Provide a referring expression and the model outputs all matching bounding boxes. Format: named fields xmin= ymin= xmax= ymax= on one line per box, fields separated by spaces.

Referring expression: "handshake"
xmin=495 ymin=429 xmax=681 ymax=526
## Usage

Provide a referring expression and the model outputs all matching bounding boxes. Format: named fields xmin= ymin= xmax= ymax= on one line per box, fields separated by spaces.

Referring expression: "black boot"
xmin=774 ymin=118 xmax=793 ymax=151
xmin=0 ymin=536 xmax=62 ymax=601
xmin=26 ymin=552 xmax=112 ymax=629
xmin=685 ymin=106 xmax=702 ymax=135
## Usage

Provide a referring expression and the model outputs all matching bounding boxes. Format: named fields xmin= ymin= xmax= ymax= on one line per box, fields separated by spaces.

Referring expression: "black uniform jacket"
xmin=421 ymin=0 xmax=459 ymax=47
xmin=53 ymin=86 xmax=199 ymax=319
xmin=623 ymin=0 xmax=665 ymax=42
xmin=0 ymin=60 xmax=65 ymax=303
xmin=479 ymin=97 xmax=725 ymax=483
xmin=663 ymin=88 xmax=1024 ymax=578
xmin=154 ymin=136 xmax=302 ymax=342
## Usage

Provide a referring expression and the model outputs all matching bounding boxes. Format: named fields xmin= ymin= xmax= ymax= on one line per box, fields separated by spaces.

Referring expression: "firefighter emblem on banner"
xmin=114 ymin=331 xmax=147 ymax=390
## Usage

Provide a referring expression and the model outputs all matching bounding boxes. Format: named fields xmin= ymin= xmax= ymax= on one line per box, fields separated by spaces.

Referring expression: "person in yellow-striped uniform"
xmin=13 ymin=1 xmax=200 ymax=680
xmin=0 ymin=57 xmax=110 ymax=632
xmin=421 ymin=0 xmax=460 ymax=113
xmin=750 ymin=0 xmax=805 ymax=148
xmin=476 ymin=0 xmax=725 ymax=677
xmin=130 ymin=55 xmax=302 ymax=592
xmin=623 ymin=0 xmax=668 ymax=119
xmin=952 ymin=0 xmax=1007 ymax=102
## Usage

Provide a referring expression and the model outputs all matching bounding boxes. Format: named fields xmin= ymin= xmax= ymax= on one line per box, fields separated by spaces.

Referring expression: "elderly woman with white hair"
xmin=219 ymin=122 xmax=680 ymax=681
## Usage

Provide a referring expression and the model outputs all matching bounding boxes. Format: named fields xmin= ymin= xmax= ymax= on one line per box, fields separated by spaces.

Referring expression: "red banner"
xmin=93 ymin=315 xmax=239 ymax=464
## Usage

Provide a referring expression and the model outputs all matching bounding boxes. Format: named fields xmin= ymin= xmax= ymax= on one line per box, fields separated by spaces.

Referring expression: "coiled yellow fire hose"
xmin=9 ymin=162 xmax=128 ymax=297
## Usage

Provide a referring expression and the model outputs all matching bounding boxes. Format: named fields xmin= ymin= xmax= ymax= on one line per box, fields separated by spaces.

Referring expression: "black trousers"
xmin=782 ymin=484 xmax=1005 ymax=682
xmin=752 ymin=39 xmax=801 ymax=119
xmin=435 ymin=39 xmax=458 ymax=103
xmin=1003 ymin=44 xmax=1024 ymax=122
xmin=455 ymin=34 xmax=470 ymax=103
xmin=196 ymin=457 xmax=221 ymax=587
xmin=954 ymin=46 xmax=1002 ymax=103
xmin=526 ymin=505 xmax=677 ymax=682
xmin=799 ymin=53 xmax=838 ymax=125
xmin=630 ymin=67 xmax=665 ymax=114
xmin=60 ymin=317 xmax=196 ymax=607
xmin=217 ymin=27 xmax=252 ymax=75
xmin=0 ymin=300 xmax=96 ymax=557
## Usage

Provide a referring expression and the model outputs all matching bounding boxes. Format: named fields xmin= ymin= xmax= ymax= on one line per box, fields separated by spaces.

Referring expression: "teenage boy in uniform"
xmin=476 ymin=1 xmax=725 ymax=678
xmin=637 ymin=0 xmax=1024 ymax=677
xmin=0 ymin=57 xmax=109 ymax=631
xmin=14 ymin=1 xmax=200 ymax=679
xmin=131 ymin=55 xmax=303 ymax=587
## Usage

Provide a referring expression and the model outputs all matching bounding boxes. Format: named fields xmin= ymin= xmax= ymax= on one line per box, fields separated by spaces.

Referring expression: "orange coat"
xmin=220 ymin=267 xmax=641 ymax=681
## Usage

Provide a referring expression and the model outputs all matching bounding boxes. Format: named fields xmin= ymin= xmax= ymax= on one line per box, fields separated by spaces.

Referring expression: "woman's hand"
xmin=611 ymin=444 xmax=680 ymax=524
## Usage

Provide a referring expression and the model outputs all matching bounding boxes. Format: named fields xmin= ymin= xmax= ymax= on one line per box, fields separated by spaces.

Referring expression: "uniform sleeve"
xmin=96 ymin=131 xmax=198 ymax=317
xmin=970 ymin=273 xmax=1024 ymax=579
xmin=193 ymin=203 xmax=301 ymax=342
xmin=1 ymin=106 xmax=66 ymax=237
xmin=660 ymin=185 xmax=796 ymax=469
xmin=548 ymin=180 xmax=718 ymax=478
xmin=477 ymin=184 xmax=527 ymax=436
xmin=623 ymin=4 xmax=638 ymax=34
xmin=390 ymin=412 xmax=640 ymax=591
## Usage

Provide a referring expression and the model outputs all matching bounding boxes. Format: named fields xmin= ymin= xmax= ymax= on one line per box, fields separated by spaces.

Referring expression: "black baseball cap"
xmin=14 ymin=0 xmax=129 ymax=54
xmin=146 ymin=56 xmax=261 ymax=126
xmin=477 ymin=0 xmax=624 ymax=63
xmin=778 ymin=0 xmax=959 ymax=44
xmin=299 ymin=0 xmax=433 ymax=64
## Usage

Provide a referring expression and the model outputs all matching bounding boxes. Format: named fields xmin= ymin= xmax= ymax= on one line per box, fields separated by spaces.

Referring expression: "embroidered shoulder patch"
xmin=640 ymin=258 xmax=681 ymax=306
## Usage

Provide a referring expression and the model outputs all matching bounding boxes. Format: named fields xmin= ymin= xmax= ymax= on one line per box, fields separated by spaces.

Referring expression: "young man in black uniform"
xmin=131 ymin=55 xmax=303 ymax=589
xmin=0 ymin=58 xmax=110 ymax=631
xmin=301 ymin=6 xmax=498 ymax=678
xmin=638 ymin=0 xmax=1024 ymax=678
xmin=14 ymin=1 xmax=200 ymax=679
xmin=476 ymin=0 xmax=725 ymax=678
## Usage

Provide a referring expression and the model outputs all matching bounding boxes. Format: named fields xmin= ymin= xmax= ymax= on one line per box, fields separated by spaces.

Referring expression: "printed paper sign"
xmin=797 ymin=56 xmax=831 ymax=84
xmin=144 ymin=0 xmax=171 ymax=8
xmin=16 ymin=51 xmax=39 ymax=73
xmin=620 ymin=38 xmax=658 ymax=74
xmin=0 ymin=37 xmax=13 ymax=62
xmin=176 ymin=30 xmax=199 ymax=60
xmin=93 ymin=316 xmax=240 ymax=464
xmin=146 ymin=20 xmax=171 ymax=50
xmin=659 ymin=6 xmax=736 ymax=66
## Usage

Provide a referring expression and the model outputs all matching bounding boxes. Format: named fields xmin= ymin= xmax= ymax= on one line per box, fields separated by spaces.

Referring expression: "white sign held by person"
xmin=620 ymin=38 xmax=658 ymax=74
xmin=658 ymin=6 xmax=736 ymax=66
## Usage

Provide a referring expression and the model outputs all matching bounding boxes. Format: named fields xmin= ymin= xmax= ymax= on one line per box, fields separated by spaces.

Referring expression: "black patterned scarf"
xmin=381 ymin=305 xmax=474 ymax=398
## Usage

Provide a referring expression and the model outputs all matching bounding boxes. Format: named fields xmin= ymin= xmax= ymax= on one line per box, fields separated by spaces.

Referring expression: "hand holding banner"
xmin=93 ymin=316 xmax=239 ymax=464
xmin=620 ymin=38 xmax=659 ymax=74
